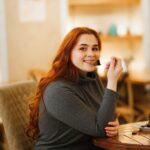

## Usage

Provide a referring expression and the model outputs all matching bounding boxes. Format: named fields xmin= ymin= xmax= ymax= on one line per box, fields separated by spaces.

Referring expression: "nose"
xmin=86 ymin=49 xmax=95 ymax=57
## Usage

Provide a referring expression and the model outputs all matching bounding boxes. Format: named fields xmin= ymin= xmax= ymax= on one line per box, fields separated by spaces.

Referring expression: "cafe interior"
xmin=0 ymin=0 xmax=150 ymax=149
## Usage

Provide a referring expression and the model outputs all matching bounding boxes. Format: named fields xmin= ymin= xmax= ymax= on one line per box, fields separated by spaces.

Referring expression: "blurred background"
xmin=0 ymin=0 xmax=150 ymax=123
xmin=0 ymin=0 xmax=150 ymax=149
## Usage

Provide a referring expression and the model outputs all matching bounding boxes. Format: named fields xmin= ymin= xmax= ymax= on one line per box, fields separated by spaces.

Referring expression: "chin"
xmin=84 ymin=67 xmax=96 ymax=72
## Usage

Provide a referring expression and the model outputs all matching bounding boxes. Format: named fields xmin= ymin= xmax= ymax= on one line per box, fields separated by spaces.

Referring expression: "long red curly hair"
xmin=26 ymin=27 xmax=101 ymax=139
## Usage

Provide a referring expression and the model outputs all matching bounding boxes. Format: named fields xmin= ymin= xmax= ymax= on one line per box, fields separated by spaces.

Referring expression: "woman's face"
xmin=71 ymin=34 xmax=100 ymax=72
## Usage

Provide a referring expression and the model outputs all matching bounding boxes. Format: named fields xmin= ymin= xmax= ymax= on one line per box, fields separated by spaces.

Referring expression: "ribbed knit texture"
xmin=0 ymin=80 xmax=36 ymax=150
xmin=35 ymin=73 xmax=119 ymax=150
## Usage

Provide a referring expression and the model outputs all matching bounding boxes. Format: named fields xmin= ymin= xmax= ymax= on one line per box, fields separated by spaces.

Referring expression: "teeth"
xmin=84 ymin=60 xmax=95 ymax=62
xmin=84 ymin=60 xmax=95 ymax=65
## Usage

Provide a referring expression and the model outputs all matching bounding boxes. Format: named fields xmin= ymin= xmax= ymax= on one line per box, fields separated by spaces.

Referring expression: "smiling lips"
xmin=83 ymin=60 xmax=96 ymax=65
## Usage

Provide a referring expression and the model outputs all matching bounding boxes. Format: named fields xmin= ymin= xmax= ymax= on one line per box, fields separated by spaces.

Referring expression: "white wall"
xmin=60 ymin=0 xmax=69 ymax=39
xmin=141 ymin=0 xmax=150 ymax=71
xmin=0 ymin=0 xmax=9 ymax=83
xmin=5 ymin=0 xmax=68 ymax=82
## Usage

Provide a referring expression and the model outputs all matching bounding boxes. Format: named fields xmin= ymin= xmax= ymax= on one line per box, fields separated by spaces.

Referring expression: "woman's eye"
xmin=79 ymin=47 xmax=87 ymax=51
xmin=92 ymin=47 xmax=99 ymax=51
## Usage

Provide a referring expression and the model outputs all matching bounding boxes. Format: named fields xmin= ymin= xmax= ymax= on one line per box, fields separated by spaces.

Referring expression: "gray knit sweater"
xmin=35 ymin=72 xmax=119 ymax=150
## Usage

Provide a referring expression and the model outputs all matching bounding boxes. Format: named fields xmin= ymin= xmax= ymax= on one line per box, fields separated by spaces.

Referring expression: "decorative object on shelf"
xmin=108 ymin=24 xmax=117 ymax=36
xmin=117 ymin=24 xmax=128 ymax=37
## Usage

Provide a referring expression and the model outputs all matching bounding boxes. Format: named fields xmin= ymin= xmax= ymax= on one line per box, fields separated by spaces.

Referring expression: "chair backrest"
xmin=28 ymin=69 xmax=46 ymax=82
xmin=0 ymin=80 xmax=37 ymax=150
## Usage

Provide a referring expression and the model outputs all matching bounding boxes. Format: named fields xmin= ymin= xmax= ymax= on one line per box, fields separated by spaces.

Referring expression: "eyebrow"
xmin=93 ymin=44 xmax=99 ymax=47
xmin=79 ymin=44 xmax=99 ymax=47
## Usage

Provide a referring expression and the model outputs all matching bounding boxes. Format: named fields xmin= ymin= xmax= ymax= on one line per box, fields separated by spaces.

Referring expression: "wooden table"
xmin=93 ymin=121 xmax=150 ymax=150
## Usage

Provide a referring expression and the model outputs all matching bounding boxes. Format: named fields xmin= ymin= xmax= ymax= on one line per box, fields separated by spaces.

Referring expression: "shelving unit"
xmin=69 ymin=0 xmax=140 ymax=6
xmin=68 ymin=0 xmax=143 ymax=74
xmin=100 ymin=35 xmax=142 ymax=42
xmin=68 ymin=0 xmax=142 ymax=44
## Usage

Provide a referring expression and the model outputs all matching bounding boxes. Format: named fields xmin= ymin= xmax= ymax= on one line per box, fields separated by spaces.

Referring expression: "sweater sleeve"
xmin=44 ymin=82 xmax=119 ymax=138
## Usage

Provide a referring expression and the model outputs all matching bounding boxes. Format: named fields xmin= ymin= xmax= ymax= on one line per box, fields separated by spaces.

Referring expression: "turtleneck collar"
xmin=77 ymin=71 xmax=97 ymax=83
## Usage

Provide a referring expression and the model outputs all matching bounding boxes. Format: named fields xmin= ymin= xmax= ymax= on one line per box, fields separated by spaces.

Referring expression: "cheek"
xmin=71 ymin=51 xmax=83 ymax=63
xmin=96 ymin=52 xmax=100 ymax=58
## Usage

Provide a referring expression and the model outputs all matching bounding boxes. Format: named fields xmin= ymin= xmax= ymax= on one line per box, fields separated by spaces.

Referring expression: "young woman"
xmin=26 ymin=27 xmax=122 ymax=150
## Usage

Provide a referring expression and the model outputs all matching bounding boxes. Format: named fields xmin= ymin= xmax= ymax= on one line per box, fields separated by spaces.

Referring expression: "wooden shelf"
xmin=69 ymin=0 xmax=140 ymax=6
xmin=100 ymin=35 xmax=142 ymax=42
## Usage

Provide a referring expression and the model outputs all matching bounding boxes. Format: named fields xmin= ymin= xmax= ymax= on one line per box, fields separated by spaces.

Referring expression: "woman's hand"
xmin=105 ymin=119 xmax=119 ymax=137
xmin=105 ymin=57 xmax=123 ymax=91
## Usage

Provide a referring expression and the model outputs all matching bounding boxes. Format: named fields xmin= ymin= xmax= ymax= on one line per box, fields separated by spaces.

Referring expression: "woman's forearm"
xmin=106 ymin=80 xmax=117 ymax=92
